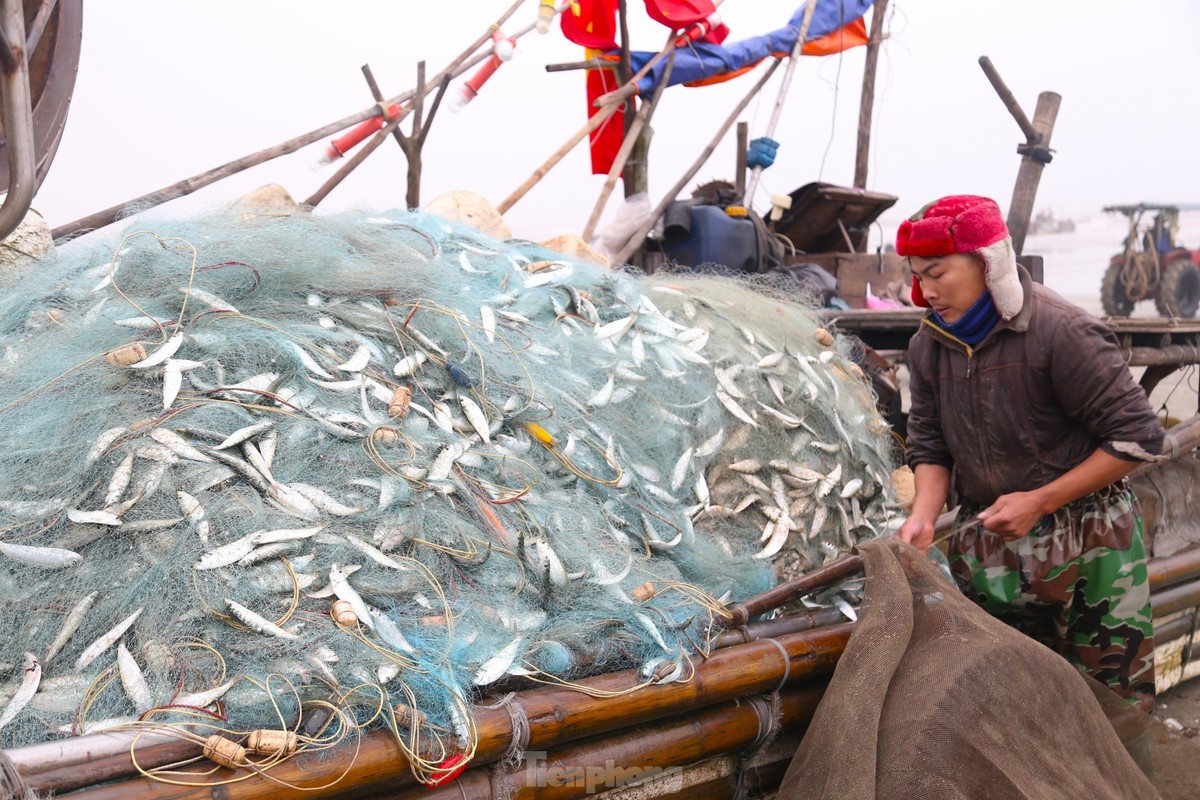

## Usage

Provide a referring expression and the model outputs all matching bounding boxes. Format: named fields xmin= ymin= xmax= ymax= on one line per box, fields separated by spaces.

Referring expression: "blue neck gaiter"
xmin=931 ymin=292 xmax=1001 ymax=346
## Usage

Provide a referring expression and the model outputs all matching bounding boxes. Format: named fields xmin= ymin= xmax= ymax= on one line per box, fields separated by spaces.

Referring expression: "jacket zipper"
xmin=920 ymin=319 xmax=975 ymax=377
xmin=920 ymin=318 xmax=998 ymax=497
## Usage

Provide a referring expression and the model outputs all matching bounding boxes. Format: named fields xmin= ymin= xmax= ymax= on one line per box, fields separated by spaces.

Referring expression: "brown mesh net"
xmin=779 ymin=538 xmax=1200 ymax=799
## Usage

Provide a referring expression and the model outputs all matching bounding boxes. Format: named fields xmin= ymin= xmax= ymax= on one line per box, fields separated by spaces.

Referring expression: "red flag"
xmin=561 ymin=0 xmax=620 ymax=50
xmin=584 ymin=53 xmax=628 ymax=174
xmin=645 ymin=0 xmax=728 ymax=44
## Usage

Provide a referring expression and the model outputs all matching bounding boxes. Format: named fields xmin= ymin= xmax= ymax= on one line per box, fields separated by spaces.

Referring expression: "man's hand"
xmin=978 ymin=490 xmax=1046 ymax=541
xmin=897 ymin=515 xmax=936 ymax=553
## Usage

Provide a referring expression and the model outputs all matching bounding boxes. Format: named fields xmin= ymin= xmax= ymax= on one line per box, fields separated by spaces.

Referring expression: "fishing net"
xmin=782 ymin=538 xmax=1200 ymax=800
xmin=0 ymin=207 xmax=897 ymax=781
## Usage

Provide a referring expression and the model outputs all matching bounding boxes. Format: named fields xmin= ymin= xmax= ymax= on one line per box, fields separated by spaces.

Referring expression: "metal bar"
xmin=26 ymin=0 xmax=58 ymax=54
xmin=0 ymin=0 xmax=36 ymax=242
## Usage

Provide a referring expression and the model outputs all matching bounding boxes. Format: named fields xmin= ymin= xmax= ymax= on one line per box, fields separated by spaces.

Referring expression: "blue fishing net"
xmin=0 ymin=208 xmax=897 ymax=779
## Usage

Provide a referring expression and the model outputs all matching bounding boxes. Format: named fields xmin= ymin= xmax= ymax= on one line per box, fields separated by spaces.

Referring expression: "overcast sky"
xmin=32 ymin=0 xmax=1200 ymax=243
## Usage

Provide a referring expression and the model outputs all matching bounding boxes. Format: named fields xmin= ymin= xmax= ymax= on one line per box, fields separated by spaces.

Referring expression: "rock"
xmin=423 ymin=190 xmax=510 ymax=240
xmin=0 ymin=209 xmax=53 ymax=288
xmin=227 ymin=184 xmax=299 ymax=218
xmin=539 ymin=234 xmax=610 ymax=267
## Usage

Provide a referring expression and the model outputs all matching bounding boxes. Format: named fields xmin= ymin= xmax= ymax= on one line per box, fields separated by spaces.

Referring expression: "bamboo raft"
xmin=3 ymin=534 xmax=1199 ymax=799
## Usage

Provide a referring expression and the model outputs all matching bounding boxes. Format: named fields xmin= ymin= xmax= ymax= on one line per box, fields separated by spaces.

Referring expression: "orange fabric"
xmin=801 ymin=16 xmax=869 ymax=56
xmin=683 ymin=63 xmax=761 ymax=88
xmin=681 ymin=16 xmax=870 ymax=88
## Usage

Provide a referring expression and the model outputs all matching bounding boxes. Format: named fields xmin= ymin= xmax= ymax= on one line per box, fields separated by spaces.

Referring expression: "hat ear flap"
xmin=978 ymin=237 xmax=1022 ymax=319
xmin=910 ymin=275 xmax=930 ymax=308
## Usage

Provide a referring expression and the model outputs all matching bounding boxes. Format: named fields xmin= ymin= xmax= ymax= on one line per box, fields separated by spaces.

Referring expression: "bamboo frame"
xmin=29 ymin=625 xmax=853 ymax=799
xmin=49 ymin=0 xmax=530 ymax=240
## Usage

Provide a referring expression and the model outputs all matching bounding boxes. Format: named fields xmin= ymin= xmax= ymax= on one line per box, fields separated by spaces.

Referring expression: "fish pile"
xmin=0 ymin=210 xmax=896 ymax=769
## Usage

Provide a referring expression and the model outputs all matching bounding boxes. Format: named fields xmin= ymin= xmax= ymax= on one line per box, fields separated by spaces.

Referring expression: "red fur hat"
xmin=896 ymin=195 xmax=1022 ymax=319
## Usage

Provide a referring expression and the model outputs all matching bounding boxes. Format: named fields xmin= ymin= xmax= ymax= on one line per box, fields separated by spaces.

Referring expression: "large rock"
xmin=423 ymin=190 xmax=510 ymax=240
xmin=0 ymin=209 xmax=53 ymax=288
xmin=540 ymin=234 xmax=610 ymax=267
xmin=227 ymin=184 xmax=300 ymax=219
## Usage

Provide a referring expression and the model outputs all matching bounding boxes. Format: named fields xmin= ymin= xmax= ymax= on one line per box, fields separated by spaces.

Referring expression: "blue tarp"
xmin=631 ymin=0 xmax=874 ymax=96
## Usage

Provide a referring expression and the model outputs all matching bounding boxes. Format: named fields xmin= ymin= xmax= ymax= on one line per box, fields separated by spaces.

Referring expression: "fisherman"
xmin=894 ymin=195 xmax=1164 ymax=711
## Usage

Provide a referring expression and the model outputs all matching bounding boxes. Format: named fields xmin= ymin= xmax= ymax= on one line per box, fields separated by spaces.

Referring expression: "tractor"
xmin=1100 ymin=204 xmax=1200 ymax=317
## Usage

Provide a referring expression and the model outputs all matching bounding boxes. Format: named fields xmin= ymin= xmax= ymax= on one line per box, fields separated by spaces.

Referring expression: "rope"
xmin=733 ymin=693 xmax=781 ymax=800
xmin=763 ymin=636 xmax=792 ymax=693
xmin=0 ymin=746 xmax=40 ymax=800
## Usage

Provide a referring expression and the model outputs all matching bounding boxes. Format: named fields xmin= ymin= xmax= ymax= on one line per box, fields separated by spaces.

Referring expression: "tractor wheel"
xmin=1155 ymin=259 xmax=1200 ymax=318
xmin=1100 ymin=259 xmax=1136 ymax=316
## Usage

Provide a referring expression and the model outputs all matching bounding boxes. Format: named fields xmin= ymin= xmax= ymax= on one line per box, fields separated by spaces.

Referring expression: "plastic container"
xmin=660 ymin=205 xmax=759 ymax=272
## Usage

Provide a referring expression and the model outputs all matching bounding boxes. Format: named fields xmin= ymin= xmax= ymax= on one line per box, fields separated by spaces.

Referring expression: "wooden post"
xmin=853 ymin=0 xmax=889 ymax=189
xmin=1006 ymin=91 xmax=1061 ymax=255
xmin=735 ymin=121 xmax=748 ymax=198
xmin=407 ymin=62 xmax=427 ymax=208
xmin=978 ymin=56 xmax=1060 ymax=256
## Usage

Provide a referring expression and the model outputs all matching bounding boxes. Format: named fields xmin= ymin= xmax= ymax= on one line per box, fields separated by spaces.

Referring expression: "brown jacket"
xmin=905 ymin=267 xmax=1164 ymax=506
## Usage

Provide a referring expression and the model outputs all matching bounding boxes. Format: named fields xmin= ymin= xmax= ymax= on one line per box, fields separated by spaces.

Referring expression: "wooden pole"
xmin=496 ymin=102 xmax=620 ymax=215
xmin=592 ymin=0 xmax=729 ymax=108
xmin=49 ymin=0 xmax=529 ymax=241
xmin=496 ymin=27 xmax=680 ymax=216
xmin=392 ymin=690 xmax=821 ymax=800
xmin=614 ymin=61 xmax=781 ymax=265
xmin=1006 ymin=90 xmax=1060 ymax=255
xmin=979 ymin=56 xmax=1060 ymax=256
xmin=742 ymin=0 xmax=820 ymax=206
xmin=1149 ymin=543 xmax=1200 ymax=593
xmin=852 ymin=0 xmax=889 ymax=189
xmin=723 ymin=554 xmax=864 ymax=627
xmin=48 ymin=625 xmax=852 ymax=800
xmin=734 ymin=121 xmax=748 ymax=198
xmin=580 ymin=37 xmax=676 ymax=242
xmin=303 ymin=108 xmax=411 ymax=207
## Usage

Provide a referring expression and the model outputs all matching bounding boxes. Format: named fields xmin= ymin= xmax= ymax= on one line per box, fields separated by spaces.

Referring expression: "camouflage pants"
xmin=948 ymin=481 xmax=1156 ymax=710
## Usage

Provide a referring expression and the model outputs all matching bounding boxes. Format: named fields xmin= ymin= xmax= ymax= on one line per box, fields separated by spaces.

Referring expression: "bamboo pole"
xmin=580 ymin=34 xmax=676 ymax=242
xmin=613 ymin=61 xmax=781 ymax=266
xmin=387 ymin=692 xmax=820 ymax=800
xmin=742 ymin=0 xmax=820 ymax=206
xmin=49 ymin=0 xmax=529 ymax=240
xmin=40 ymin=625 xmax=853 ymax=800
xmin=1148 ymin=543 xmax=1200 ymax=593
xmin=496 ymin=103 xmax=621 ymax=214
xmin=723 ymin=554 xmax=864 ymax=627
xmin=734 ymin=121 xmax=748 ymax=198
xmin=1152 ymin=577 xmax=1200 ymax=619
xmin=852 ymin=0 xmax=889 ymax=189
xmin=498 ymin=20 xmax=690 ymax=217
xmin=1154 ymin=609 xmax=1197 ymax=644
xmin=592 ymin=0 xmax=727 ymax=110
xmin=303 ymin=104 xmax=413 ymax=207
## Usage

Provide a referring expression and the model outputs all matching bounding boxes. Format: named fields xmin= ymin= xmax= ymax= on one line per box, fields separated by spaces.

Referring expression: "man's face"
xmin=910 ymin=253 xmax=988 ymax=324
